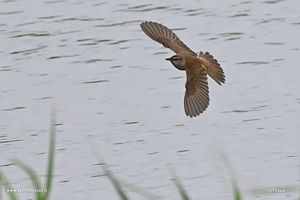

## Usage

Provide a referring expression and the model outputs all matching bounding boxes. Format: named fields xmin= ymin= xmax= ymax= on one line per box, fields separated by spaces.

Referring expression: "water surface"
xmin=0 ymin=0 xmax=299 ymax=199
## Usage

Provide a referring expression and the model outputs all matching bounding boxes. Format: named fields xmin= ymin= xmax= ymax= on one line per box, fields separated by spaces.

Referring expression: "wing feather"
xmin=184 ymin=66 xmax=210 ymax=117
xmin=141 ymin=21 xmax=197 ymax=56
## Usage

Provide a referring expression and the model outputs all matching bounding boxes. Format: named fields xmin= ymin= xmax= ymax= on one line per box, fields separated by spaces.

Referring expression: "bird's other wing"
xmin=184 ymin=66 xmax=210 ymax=117
xmin=140 ymin=21 xmax=197 ymax=56
xmin=199 ymin=51 xmax=225 ymax=85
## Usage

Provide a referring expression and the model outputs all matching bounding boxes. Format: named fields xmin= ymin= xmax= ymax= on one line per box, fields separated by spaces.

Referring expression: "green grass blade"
xmin=90 ymin=143 xmax=130 ymax=200
xmin=1 ymin=109 xmax=55 ymax=200
xmin=119 ymin=178 xmax=162 ymax=199
xmin=232 ymin=179 xmax=242 ymax=200
xmin=169 ymin=169 xmax=191 ymax=200
xmin=0 ymin=168 xmax=18 ymax=200
xmin=101 ymin=163 xmax=130 ymax=200
xmin=218 ymin=148 xmax=242 ymax=200
xmin=11 ymin=159 xmax=43 ymax=200
xmin=43 ymin=110 xmax=56 ymax=200
xmin=173 ymin=178 xmax=191 ymax=200
xmin=10 ymin=110 xmax=56 ymax=200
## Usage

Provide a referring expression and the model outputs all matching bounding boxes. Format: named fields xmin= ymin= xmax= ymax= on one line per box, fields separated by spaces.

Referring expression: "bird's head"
xmin=165 ymin=55 xmax=185 ymax=70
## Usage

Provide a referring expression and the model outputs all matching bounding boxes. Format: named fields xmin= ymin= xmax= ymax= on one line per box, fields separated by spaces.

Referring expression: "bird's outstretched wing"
xmin=140 ymin=21 xmax=197 ymax=56
xmin=184 ymin=66 xmax=210 ymax=117
xmin=199 ymin=51 xmax=225 ymax=85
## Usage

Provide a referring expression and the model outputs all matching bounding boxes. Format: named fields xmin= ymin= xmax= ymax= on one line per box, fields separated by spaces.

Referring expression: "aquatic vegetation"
xmin=0 ymin=112 xmax=56 ymax=200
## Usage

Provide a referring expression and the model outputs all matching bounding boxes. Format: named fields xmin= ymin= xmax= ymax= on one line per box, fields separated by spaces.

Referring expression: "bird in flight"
xmin=140 ymin=21 xmax=225 ymax=118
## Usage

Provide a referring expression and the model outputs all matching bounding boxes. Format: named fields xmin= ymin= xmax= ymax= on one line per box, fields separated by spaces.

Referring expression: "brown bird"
xmin=140 ymin=21 xmax=225 ymax=117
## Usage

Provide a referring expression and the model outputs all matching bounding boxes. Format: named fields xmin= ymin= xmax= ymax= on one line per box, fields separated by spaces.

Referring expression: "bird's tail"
xmin=199 ymin=51 xmax=225 ymax=85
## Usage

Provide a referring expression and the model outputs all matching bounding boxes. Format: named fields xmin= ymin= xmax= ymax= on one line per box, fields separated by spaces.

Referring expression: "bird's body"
xmin=140 ymin=21 xmax=225 ymax=117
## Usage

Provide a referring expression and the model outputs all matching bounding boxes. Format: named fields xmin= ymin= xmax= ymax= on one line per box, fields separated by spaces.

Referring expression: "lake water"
xmin=0 ymin=0 xmax=299 ymax=199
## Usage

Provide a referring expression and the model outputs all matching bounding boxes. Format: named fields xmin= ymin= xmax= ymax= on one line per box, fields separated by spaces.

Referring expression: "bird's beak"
xmin=165 ymin=58 xmax=171 ymax=61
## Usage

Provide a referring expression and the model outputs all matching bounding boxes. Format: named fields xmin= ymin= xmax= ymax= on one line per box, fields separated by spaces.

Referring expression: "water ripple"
xmin=236 ymin=61 xmax=269 ymax=65
xmin=95 ymin=20 xmax=140 ymax=27
xmin=10 ymin=46 xmax=47 ymax=55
